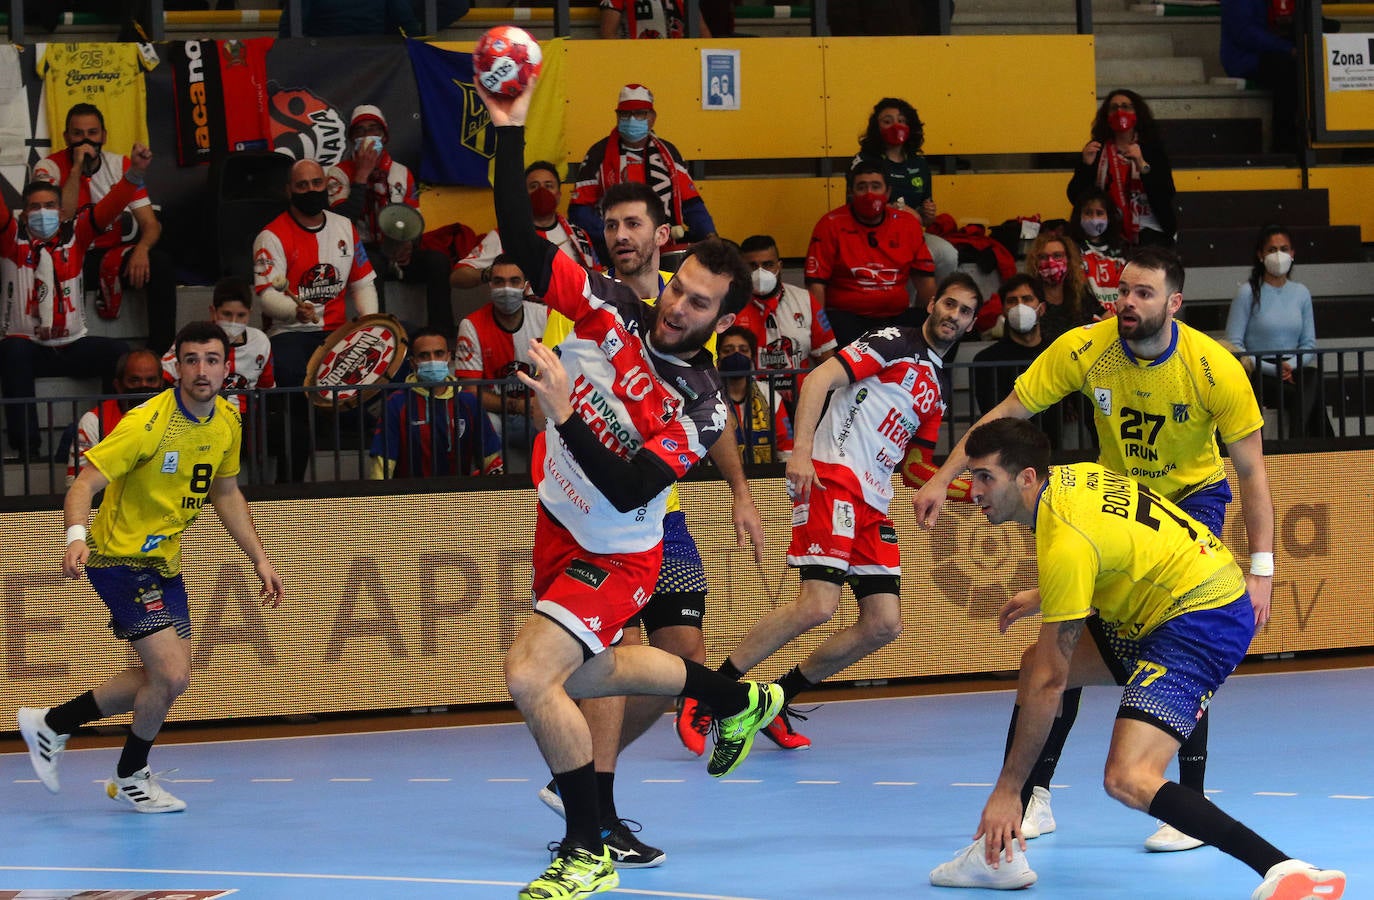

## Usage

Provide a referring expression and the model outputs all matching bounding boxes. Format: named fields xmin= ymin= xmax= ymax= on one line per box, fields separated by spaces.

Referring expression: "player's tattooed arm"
xmin=1055 ymin=620 xmax=1085 ymax=661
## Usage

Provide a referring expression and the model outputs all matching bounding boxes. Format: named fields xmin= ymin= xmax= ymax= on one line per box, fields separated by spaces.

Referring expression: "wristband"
xmin=1249 ymin=552 xmax=1274 ymax=577
xmin=124 ymin=168 xmax=146 ymax=187
xmin=65 ymin=524 xmax=87 ymax=545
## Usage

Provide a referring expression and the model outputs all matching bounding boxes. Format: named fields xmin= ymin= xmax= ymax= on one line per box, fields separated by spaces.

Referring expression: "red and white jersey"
xmin=0 ymin=206 xmax=106 ymax=345
xmin=805 ymin=205 xmax=934 ymax=318
xmin=735 ymin=282 xmax=837 ymax=372
xmin=326 ymin=156 xmax=418 ymax=245
xmin=160 ymin=326 xmax=275 ymax=411
xmin=456 ymin=220 xmax=598 ymax=274
xmin=252 ymin=209 xmax=376 ymax=335
xmin=817 ymin=326 xmax=947 ymax=514
xmin=67 ymin=398 xmax=126 ymax=483
xmin=33 ymin=149 xmax=153 ymax=250
xmin=537 ymin=251 xmax=727 ymax=554
xmin=454 ymin=301 xmax=549 ymax=381
xmin=1080 ymin=241 xmax=1126 ymax=318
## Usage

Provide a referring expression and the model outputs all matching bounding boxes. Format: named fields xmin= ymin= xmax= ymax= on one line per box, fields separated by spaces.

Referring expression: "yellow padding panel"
xmin=932 ymin=172 xmax=1077 ymax=227
xmin=699 ymin=178 xmax=837 ymax=255
xmin=1308 ymin=166 xmax=1374 ymax=242
xmin=1173 ymin=169 xmax=1302 ymax=191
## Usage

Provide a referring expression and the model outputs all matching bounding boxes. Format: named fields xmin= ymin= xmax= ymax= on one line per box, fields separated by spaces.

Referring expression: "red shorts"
xmin=786 ymin=467 xmax=900 ymax=576
xmin=532 ymin=505 xmax=663 ymax=654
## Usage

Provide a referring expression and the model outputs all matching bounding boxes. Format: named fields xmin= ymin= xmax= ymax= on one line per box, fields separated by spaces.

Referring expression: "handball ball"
xmin=474 ymin=26 xmax=543 ymax=98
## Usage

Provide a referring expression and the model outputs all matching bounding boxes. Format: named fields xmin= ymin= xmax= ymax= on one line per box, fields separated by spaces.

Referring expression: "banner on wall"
xmin=1326 ymin=34 xmax=1374 ymax=92
xmin=167 ymin=38 xmax=274 ymax=166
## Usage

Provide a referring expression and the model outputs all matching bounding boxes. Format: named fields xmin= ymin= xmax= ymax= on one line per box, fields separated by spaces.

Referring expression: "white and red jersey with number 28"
xmin=538 ymin=252 xmax=727 ymax=555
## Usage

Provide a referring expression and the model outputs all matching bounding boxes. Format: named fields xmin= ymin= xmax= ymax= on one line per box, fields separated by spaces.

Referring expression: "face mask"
xmin=26 ymin=208 xmax=60 ymax=240
xmin=219 ymin=321 xmax=248 ymax=340
xmin=1005 ymin=303 xmax=1039 ymax=334
xmin=718 ymin=352 xmax=753 ymax=375
xmin=1037 ymin=256 xmax=1068 ymax=286
xmin=880 ymin=122 xmax=910 ymax=146
xmin=617 ymin=118 xmax=650 ymax=143
xmin=415 ymin=359 xmax=451 ymax=384
xmin=352 ymin=135 xmax=384 ymax=156
xmin=851 ymin=193 xmax=887 ymax=221
xmin=529 ymin=186 xmax=559 ymax=219
xmin=1110 ymin=108 xmax=1137 ymax=134
xmin=491 ymin=287 xmax=525 ymax=315
xmin=751 ymin=267 xmax=778 ymax=296
xmin=1080 ymin=217 xmax=1108 ymax=239
xmin=290 ymin=189 xmax=329 ymax=217
xmin=1263 ymin=250 xmax=1293 ymax=277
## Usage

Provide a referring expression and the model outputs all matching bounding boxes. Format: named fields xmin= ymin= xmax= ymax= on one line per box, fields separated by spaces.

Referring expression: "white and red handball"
xmin=473 ymin=26 xmax=543 ymax=98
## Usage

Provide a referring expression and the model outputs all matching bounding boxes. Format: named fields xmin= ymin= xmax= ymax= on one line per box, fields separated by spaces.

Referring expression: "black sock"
xmin=1148 ymin=781 xmax=1287 ymax=876
xmin=1178 ymin=711 xmax=1208 ymax=793
xmin=776 ymin=665 xmax=816 ymax=703
xmin=596 ymin=771 xmax=618 ymax=828
xmin=554 ymin=762 xmax=601 ymax=853
xmin=716 ymin=658 xmax=745 ymax=681
xmin=684 ymin=660 xmax=750 ymax=716
xmin=45 ymin=691 xmax=103 ymax=736
xmin=116 ymin=733 xmax=156 ymax=778
xmin=1023 ymin=687 xmax=1083 ymax=805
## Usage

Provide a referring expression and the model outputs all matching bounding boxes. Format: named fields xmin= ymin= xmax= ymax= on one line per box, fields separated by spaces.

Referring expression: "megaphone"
xmin=377 ymin=203 xmax=424 ymax=243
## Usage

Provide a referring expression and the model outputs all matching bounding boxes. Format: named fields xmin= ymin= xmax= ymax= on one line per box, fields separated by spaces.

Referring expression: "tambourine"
xmin=304 ymin=313 xmax=409 ymax=410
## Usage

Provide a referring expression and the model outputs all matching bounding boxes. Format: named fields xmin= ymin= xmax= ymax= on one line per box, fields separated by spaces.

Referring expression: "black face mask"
xmin=290 ymin=189 xmax=329 ymax=217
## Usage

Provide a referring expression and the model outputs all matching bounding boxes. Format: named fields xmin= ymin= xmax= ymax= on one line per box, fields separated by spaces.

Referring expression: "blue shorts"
xmin=1088 ymin=594 xmax=1254 ymax=742
xmin=1177 ymin=479 xmax=1231 ymax=539
xmin=86 ymin=565 xmax=192 ymax=642
xmin=633 ymin=510 xmax=708 ymax=632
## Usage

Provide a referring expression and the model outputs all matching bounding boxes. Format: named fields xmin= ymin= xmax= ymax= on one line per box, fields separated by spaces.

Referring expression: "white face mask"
xmin=751 ymin=267 xmax=778 ymax=296
xmin=1263 ymin=250 xmax=1293 ymax=278
xmin=491 ymin=287 xmax=525 ymax=315
xmin=1006 ymin=302 xmax=1039 ymax=334
xmin=218 ymin=321 xmax=248 ymax=340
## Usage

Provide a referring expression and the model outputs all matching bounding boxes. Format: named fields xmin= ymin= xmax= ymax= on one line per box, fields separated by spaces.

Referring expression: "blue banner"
xmin=405 ymin=39 xmax=494 ymax=187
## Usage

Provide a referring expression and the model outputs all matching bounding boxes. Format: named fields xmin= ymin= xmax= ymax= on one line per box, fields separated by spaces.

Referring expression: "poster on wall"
xmin=1326 ymin=34 xmax=1374 ymax=91
xmin=701 ymin=49 xmax=739 ymax=110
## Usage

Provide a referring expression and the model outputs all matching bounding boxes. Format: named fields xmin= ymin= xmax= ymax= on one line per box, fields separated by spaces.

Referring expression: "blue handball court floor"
xmin=2 ymin=666 xmax=1370 ymax=898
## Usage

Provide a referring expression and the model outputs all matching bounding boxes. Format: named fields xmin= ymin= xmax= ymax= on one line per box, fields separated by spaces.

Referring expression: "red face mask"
xmin=1110 ymin=109 xmax=1137 ymax=134
xmin=880 ymin=122 xmax=910 ymax=147
xmin=851 ymin=192 xmax=887 ymax=222
xmin=529 ymin=187 xmax=559 ymax=218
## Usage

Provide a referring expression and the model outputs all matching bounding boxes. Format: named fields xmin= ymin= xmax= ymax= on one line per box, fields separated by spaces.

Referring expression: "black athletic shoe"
xmin=600 ymin=818 xmax=665 ymax=868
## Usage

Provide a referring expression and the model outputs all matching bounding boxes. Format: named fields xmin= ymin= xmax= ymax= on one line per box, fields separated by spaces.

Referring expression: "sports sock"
xmin=684 ymin=660 xmax=750 ymax=716
xmin=45 ymin=691 xmax=102 ymax=735
xmin=1177 ymin=710 xmax=1208 ymax=793
xmin=716 ymin=658 xmax=745 ymax=681
xmin=1023 ymin=686 xmax=1083 ymax=805
xmin=776 ymin=665 xmax=816 ymax=703
xmin=1148 ymin=781 xmax=1286 ymax=876
xmin=116 ymin=733 xmax=155 ymax=778
xmin=596 ymin=771 xmax=618 ymax=827
xmin=554 ymin=762 xmax=602 ymax=854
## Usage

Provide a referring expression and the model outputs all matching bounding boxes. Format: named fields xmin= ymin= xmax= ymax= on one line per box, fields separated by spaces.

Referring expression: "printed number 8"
xmin=189 ymin=463 xmax=213 ymax=494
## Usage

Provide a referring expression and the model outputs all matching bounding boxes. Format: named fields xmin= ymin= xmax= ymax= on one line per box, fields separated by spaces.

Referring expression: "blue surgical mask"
xmin=415 ymin=360 xmax=451 ymax=384
xmin=617 ymin=118 xmax=650 ymax=143
xmin=27 ymin=208 xmax=60 ymax=240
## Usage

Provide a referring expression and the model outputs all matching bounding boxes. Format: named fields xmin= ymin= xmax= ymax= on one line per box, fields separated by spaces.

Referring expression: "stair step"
xmin=1158 ymin=117 xmax=1262 ymax=154
xmin=1174 ymin=188 xmax=1330 ymax=229
xmin=1097 ymin=56 xmax=1207 ymax=86
xmin=1176 ymin=226 xmax=1363 ymax=268
xmin=1095 ymin=32 xmax=1176 ymax=57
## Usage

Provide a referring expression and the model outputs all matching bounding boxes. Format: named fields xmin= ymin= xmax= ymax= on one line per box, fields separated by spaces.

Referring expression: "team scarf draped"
xmin=598 ymin=128 xmax=685 ymax=230
xmin=1094 ymin=141 xmax=1141 ymax=244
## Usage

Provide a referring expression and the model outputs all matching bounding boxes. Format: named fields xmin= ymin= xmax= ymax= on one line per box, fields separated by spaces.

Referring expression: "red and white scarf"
xmin=1095 ymin=142 xmax=1140 ymax=244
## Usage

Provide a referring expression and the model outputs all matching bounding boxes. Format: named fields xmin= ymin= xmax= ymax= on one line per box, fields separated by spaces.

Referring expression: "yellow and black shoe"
xmin=519 ymin=843 xmax=618 ymax=900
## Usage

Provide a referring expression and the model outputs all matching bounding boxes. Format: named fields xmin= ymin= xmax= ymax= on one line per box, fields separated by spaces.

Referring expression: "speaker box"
xmin=210 ymin=150 xmax=293 ymax=283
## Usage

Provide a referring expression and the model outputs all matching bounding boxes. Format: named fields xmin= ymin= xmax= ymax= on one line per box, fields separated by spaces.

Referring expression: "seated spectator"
xmin=67 ymin=348 xmax=163 ymax=484
xmin=737 ymin=233 xmax=837 ymax=408
xmin=1023 ymin=231 xmax=1092 ymax=343
xmin=718 ymin=326 xmax=793 ymax=464
xmin=34 ymin=103 xmax=178 ymax=350
xmin=600 ymin=0 xmax=704 ymax=38
xmin=971 ymin=275 xmax=1048 ymax=419
xmin=1068 ymin=187 xmax=1128 ymax=319
xmin=369 ymin=327 xmax=502 ymax=479
xmin=327 ymin=105 xmax=455 ymax=333
xmin=0 ymin=148 xmax=150 ymax=460
xmin=453 ymin=255 xmax=548 ymax=473
xmin=569 ymin=85 xmax=716 ymax=260
xmin=160 ymin=276 xmax=275 ymax=414
xmin=850 ymin=97 xmax=957 ymax=280
xmin=805 ymin=158 xmax=936 ymax=347
xmin=1067 ymin=90 xmax=1176 ymax=247
xmin=451 ymin=160 xmax=599 ymax=290
xmin=1224 ymin=224 xmax=1330 ymax=439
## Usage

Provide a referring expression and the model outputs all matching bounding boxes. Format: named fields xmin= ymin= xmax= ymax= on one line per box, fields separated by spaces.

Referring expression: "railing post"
xmin=555 ymin=0 xmax=571 ymax=37
xmin=811 ymin=0 xmax=829 ymax=37
xmin=7 ymin=0 xmax=23 ymax=44
xmin=1076 ymin=0 xmax=1092 ymax=35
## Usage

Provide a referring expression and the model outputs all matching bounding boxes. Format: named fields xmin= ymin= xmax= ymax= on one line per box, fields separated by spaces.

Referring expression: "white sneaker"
xmin=1251 ymin=859 xmax=1345 ymax=900
xmin=1021 ymin=786 xmax=1055 ymax=840
xmin=930 ymin=836 xmax=1038 ymax=890
xmin=17 ymin=707 xmax=68 ymax=794
xmin=105 ymin=767 xmax=186 ymax=813
xmin=1144 ymin=820 xmax=1204 ymax=852
xmin=538 ymin=778 xmax=565 ymax=819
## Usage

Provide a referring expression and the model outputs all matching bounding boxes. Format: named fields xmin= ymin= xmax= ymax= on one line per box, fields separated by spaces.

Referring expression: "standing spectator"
xmin=600 ymin=0 xmax=705 ymax=38
xmin=159 ymin=276 xmax=275 ymax=414
xmin=1225 ymin=224 xmax=1326 ymax=439
xmin=569 ymin=85 xmax=716 ymax=261
xmin=327 ymin=105 xmax=455 ymax=333
xmin=851 ymin=97 xmax=958 ymax=279
xmin=1023 ymin=231 xmax=1091 ymax=343
xmin=252 ymin=158 xmax=378 ymax=481
xmin=66 ymin=349 xmax=163 ymax=484
xmin=806 ymin=159 xmax=936 ymax=347
xmin=1068 ymin=90 xmax=1176 ymax=247
xmin=718 ymin=326 xmax=793 ymax=464
xmin=453 ymin=255 xmax=548 ymax=472
xmin=0 ymin=147 xmax=151 ymax=460
xmin=451 ymin=161 xmax=599 ymax=290
xmin=1068 ymin=188 xmax=1128 ymax=319
xmin=1221 ymin=0 xmax=1300 ymax=153
xmin=34 ymin=104 xmax=178 ymax=350
xmin=369 ymin=327 xmax=502 ymax=479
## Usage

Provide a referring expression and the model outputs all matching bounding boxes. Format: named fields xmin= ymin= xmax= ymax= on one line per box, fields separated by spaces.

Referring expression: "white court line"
xmin=643 ymin=779 xmax=686 ymax=784
xmin=1330 ymin=795 xmax=1372 ymax=800
xmin=329 ymin=778 xmax=373 ymax=782
xmin=251 ymin=778 xmax=293 ymax=782
xmin=719 ymin=779 xmax=761 ymax=783
xmin=409 ymin=778 xmax=452 ymax=782
xmin=0 ymin=866 xmax=765 ymax=899
xmin=797 ymin=780 xmax=839 ymax=785
xmin=951 ymin=782 xmax=995 ymax=787
xmin=1254 ymin=792 xmax=1298 ymax=797
xmin=169 ymin=778 xmax=214 ymax=783
xmin=874 ymin=781 xmax=918 ymax=785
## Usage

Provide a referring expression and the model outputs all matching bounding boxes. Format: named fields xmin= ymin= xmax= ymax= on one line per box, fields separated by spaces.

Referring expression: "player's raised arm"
xmin=912 ymin=389 xmax=1034 ymax=528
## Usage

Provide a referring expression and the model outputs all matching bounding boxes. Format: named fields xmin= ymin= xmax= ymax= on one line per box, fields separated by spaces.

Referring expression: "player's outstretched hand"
xmin=257 ymin=560 xmax=284 ymax=608
xmin=911 ymin=477 xmax=949 ymax=531
xmin=733 ymin=495 xmax=765 ymax=567
xmin=784 ymin=455 xmax=818 ymax=505
xmin=975 ymin=789 xmax=1026 ymax=867
xmin=474 ymin=77 xmax=537 ymax=129
xmin=517 ymin=339 xmax=572 ymax=424
xmin=1247 ymin=573 xmax=1272 ymax=627
xmin=997 ymin=588 xmax=1042 ymax=634
xmin=62 ymin=540 xmax=89 ymax=579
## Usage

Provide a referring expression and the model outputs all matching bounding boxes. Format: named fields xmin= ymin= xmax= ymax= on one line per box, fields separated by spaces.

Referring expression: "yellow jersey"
xmin=38 ymin=43 xmax=157 ymax=156
xmin=1014 ymin=319 xmax=1262 ymax=503
xmin=1036 ymin=463 xmax=1246 ymax=639
xmin=542 ymin=270 xmax=716 ymax=516
xmin=84 ymin=389 xmax=243 ymax=576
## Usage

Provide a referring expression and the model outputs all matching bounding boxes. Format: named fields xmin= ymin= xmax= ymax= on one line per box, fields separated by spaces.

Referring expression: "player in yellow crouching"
xmin=18 ymin=320 xmax=284 ymax=813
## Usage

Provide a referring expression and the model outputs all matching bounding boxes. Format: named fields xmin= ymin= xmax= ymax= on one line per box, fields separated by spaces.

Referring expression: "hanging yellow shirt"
xmin=39 ymin=43 xmax=158 ymax=155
